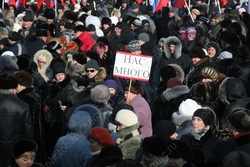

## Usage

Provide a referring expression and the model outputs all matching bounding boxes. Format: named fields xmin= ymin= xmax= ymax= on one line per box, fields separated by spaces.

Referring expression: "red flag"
xmin=44 ymin=0 xmax=56 ymax=8
xmin=220 ymin=0 xmax=228 ymax=6
xmin=136 ymin=0 xmax=142 ymax=4
xmin=71 ymin=0 xmax=76 ymax=5
xmin=16 ymin=0 xmax=26 ymax=8
xmin=173 ymin=0 xmax=187 ymax=9
xmin=153 ymin=0 xmax=169 ymax=13
xmin=8 ymin=0 xmax=17 ymax=8
xmin=37 ymin=0 xmax=44 ymax=10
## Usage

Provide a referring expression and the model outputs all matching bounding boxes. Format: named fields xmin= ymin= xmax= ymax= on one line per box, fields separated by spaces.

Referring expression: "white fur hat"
xmin=115 ymin=109 xmax=138 ymax=127
xmin=178 ymin=99 xmax=201 ymax=116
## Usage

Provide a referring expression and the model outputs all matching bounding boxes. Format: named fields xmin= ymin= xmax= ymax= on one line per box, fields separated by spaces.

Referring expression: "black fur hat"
xmin=44 ymin=7 xmax=55 ymax=19
xmin=50 ymin=58 xmax=66 ymax=76
xmin=143 ymin=136 xmax=168 ymax=157
xmin=189 ymin=47 xmax=206 ymax=59
xmin=101 ymin=17 xmax=112 ymax=26
xmin=228 ymin=108 xmax=250 ymax=132
xmin=36 ymin=29 xmax=48 ymax=37
xmin=160 ymin=65 xmax=177 ymax=82
xmin=0 ymin=72 xmax=18 ymax=89
xmin=17 ymin=55 xmax=31 ymax=71
xmin=12 ymin=139 xmax=38 ymax=159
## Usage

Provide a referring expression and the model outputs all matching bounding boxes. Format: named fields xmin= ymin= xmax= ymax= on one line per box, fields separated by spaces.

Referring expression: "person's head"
xmin=167 ymin=40 xmax=177 ymax=54
xmin=12 ymin=139 xmax=38 ymax=167
xmin=50 ymin=60 xmax=66 ymax=82
xmin=101 ymin=17 xmax=112 ymax=30
xmin=104 ymin=79 xmax=118 ymax=96
xmin=154 ymin=120 xmax=178 ymax=140
xmin=189 ymin=47 xmax=206 ymax=64
xmin=90 ymin=84 xmax=110 ymax=104
xmin=222 ymin=151 xmax=250 ymax=167
xmin=115 ymin=109 xmax=138 ymax=131
xmin=115 ymin=25 xmax=122 ymax=36
xmin=142 ymin=20 xmax=150 ymax=32
xmin=127 ymin=40 xmax=141 ymax=55
xmin=73 ymin=25 xmax=86 ymax=38
xmin=85 ymin=59 xmax=100 ymax=79
xmin=99 ymin=145 xmax=123 ymax=166
xmin=122 ymin=0 xmax=128 ymax=8
xmin=0 ymin=72 xmax=18 ymax=93
xmin=192 ymin=107 xmax=215 ymax=132
xmin=22 ymin=10 xmax=34 ymax=30
xmin=186 ymin=27 xmax=196 ymax=41
xmin=36 ymin=29 xmax=48 ymax=43
xmin=0 ymin=27 xmax=9 ymax=40
xmin=191 ymin=9 xmax=200 ymax=20
xmin=205 ymin=42 xmax=221 ymax=59
xmin=37 ymin=55 xmax=47 ymax=69
xmin=200 ymin=67 xmax=219 ymax=83
xmin=15 ymin=70 xmax=34 ymax=93
xmin=138 ymin=33 xmax=149 ymax=46
xmin=124 ymin=82 xmax=144 ymax=102
xmin=228 ymin=108 xmax=250 ymax=134
xmin=131 ymin=3 xmax=140 ymax=13
xmin=89 ymin=127 xmax=114 ymax=152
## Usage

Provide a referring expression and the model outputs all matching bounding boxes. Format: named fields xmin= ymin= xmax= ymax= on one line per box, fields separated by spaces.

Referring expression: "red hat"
xmin=90 ymin=127 xmax=114 ymax=147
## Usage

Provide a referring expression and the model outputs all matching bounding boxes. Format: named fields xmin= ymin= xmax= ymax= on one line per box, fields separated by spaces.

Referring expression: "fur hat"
xmin=50 ymin=58 xmax=66 ymax=75
xmin=189 ymin=47 xmax=206 ymax=59
xmin=36 ymin=29 xmax=48 ymax=37
xmin=167 ymin=78 xmax=183 ymax=88
xmin=63 ymin=49 xmax=78 ymax=62
xmin=12 ymin=139 xmax=38 ymax=159
xmin=44 ymin=7 xmax=55 ymax=19
xmin=16 ymin=70 xmax=34 ymax=88
xmin=85 ymin=59 xmax=100 ymax=71
xmin=193 ymin=108 xmax=214 ymax=126
xmin=85 ymin=50 xmax=99 ymax=62
xmin=66 ymin=41 xmax=79 ymax=51
xmin=73 ymin=25 xmax=86 ymax=32
xmin=99 ymin=146 xmax=123 ymax=166
xmin=90 ymin=127 xmax=114 ymax=147
xmin=90 ymin=84 xmax=110 ymax=103
xmin=154 ymin=120 xmax=176 ymax=138
xmin=191 ymin=8 xmax=200 ymax=16
xmin=228 ymin=108 xmax=250 ymax=132
xmin=143 ymin=136 xmax=168 ymax=157
xmin=17 ymin=55 xmax=31 ymax=71
xmin=160 ymin=65 xmax=177 ymax=82
xmin=104 ymin=79 xmax=118 ymax=91
xmin=200 ymin=67 xmax=219 ymax=82
xmin=65 ymin=59 xmax=85 ymax=80
xmin=101 ymin=17 xmax=112 ymax=26
xmin=46 ymin=41 xmax=62 ymax=51
xmin=178 ymin=99 xmax=201 ymax=116
xmin=0 ymin=72 xmax=18 ymax=89
xmin=73 ymin=52 xmax=87 ymax=65
xmin=72 ymin=76 xmax=89 ymax=93
xmin=167 ymin=140 xmax=193 ymax=161
xmin=115 ymin=109 xmax=138 ymax=127
xmin=138 ymin=33 xmax=149 ymax=43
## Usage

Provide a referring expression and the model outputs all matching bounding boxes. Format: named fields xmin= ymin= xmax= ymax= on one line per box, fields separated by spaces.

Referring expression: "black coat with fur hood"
xmin=159 ymin=36 xmax=192 ymax=71
xmin=86 ymin=67 xmax=107 ymax=88
xmin=219 ymin=77 xmax=250 ymax=129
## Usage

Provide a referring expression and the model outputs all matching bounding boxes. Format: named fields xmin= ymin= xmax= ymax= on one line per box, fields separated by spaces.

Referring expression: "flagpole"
xmin=248 ymin=0 xmax=250 ymax=14
xmin=185 ymin=2 xmax=194 ymax=22
xmin=2 ymin=0 xmax=4 ymax=9
xmin=55 ymin=0 xmax=57 ymax=18
xmin=217 ymin=0 xmax=221 ymax=14
xmin=207 ymin=0 xmax=210 ymax=14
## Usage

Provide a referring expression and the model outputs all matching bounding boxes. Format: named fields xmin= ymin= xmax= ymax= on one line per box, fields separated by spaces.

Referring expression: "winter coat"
xmin=154 ymin=12 xmax=170 ymax=42
xmin=181 ymin=129 xmax=219 ymax=164
xmin=23 ymin=36 xmax=46 ymax=60
xmin=219 ymin=77 xmax=250 ymax=129
xmin=76 ymin=31 xmax=95 ymax=52
xmin=6 ymin=41 xmax=28 ymax=56
xmin=234 ymin=132 xmax=250 ymax=155
xmin=130 ymin=94 xmax=152 ymax=138
xmin=9 ymin=162 xmax=44 ymax=167
xmin=116 ymin=123 xmax=143 ymax=160
xmin=18 ymin=23 xmax=36 ymax=44
xmin=152 ymin=85 xmax=190 ymax=127
xmin=159 ymin=36 xmax=192 ymax=71
xmin=0 ymin=93 xmax=33 ymax=167
xmin=86 ymin=67 xmax=107 ymax=88
xmin=53 ymin=104 xmax=103 ymax=167
xmin=16 ymin=87 xmax=46 ymax=164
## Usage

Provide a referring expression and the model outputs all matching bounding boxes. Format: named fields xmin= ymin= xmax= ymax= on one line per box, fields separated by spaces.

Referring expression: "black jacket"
xmin=0 ymin=93 xmax=33 ymax=167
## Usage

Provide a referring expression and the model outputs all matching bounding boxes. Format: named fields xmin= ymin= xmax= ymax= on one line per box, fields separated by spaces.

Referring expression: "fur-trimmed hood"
xmin=161 ymin=85 xmax=190 ymax=101
xmin=205 ymin=42 xmax=222 ymax=59
xmin=169 ymin=63 xmax=185 ymax=82
xmin=219 ymin=77 xmax=247 ymax=105
xmin=94 ymin=67 xmax=107 ymax=83
xmin=158 ymin=36 xmax=182 ymax=59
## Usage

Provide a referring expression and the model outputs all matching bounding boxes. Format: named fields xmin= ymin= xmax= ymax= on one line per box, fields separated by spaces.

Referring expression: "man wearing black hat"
xmin=0 ymin=72 xmax=33 ymax=167
xmin=18 ymin=9 xmax=36 ymax=45
xmin=7 ymin=31 xmax=28 ymax=56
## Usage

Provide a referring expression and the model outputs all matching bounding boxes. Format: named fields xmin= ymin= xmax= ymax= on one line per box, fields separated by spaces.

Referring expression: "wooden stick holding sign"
xmin=126 ymin=79 xmax=133 ymax=105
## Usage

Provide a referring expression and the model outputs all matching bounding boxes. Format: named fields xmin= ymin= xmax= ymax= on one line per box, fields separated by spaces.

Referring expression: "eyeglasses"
xmin=86 ymin=70 xmax=96 ymax=73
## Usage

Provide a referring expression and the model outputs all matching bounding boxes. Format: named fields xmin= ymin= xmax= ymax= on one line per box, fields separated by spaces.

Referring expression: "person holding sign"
xmin=124 ymin=82 xmax=152 ymax=138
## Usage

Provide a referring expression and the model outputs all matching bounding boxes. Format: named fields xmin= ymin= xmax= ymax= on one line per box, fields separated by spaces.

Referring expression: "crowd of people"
xmin=0 ymin=0 xmax=250 ymax=166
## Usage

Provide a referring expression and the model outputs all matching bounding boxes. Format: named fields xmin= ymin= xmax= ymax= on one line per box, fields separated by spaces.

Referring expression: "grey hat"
xmin=133 ymin=19 xmax=142 ymax=27
xmin=90 ymin=84 xmax=110 ymax=103
xmin=138 ymin=33 xmax=149 ymax=43
xmin=85 ymin=59 xmax=100 ymax=71
xmin=0 ymin=27 xmax=8 ymax=36
xmin=228 ymin=108 xmax=250 ymax=132
xmin=131 ymin=3 xmax=140 ymax=9
xmin=128 ymin=40 xmax=141 ymax=52
xmin=23 ymin=9 xmax=34 ymax=21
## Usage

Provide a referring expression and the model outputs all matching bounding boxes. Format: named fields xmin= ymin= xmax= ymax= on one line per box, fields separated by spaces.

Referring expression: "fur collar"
xmin=159 ymin=36 xmax=182 ymax=59
xmin=161 ymin=85 xmax=190 ymax=101
xmin=94 ymin=67 xmax=107 ymax=83
xmin=117 ymin=123 xmax=140 ymax=141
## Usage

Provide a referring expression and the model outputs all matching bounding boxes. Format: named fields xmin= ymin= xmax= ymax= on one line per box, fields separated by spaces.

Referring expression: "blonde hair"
xmin=17 ymin=151 xmax=35 ymax=159
xmin=37 ymin=54 xmax=47 ymax=63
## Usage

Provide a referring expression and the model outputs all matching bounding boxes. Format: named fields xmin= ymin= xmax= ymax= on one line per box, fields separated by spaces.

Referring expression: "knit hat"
xmin=131 ymin=3 xmax=140 ymax=10
xmin=138 ymin=33 xmax=149 ymax=43
xmin=200 ymin=67 xmax=218 ymax=82
xmin=193 ymin=108 xmax=213 ymax=126
xmin=12 ymin=139 xmax=38 ymax=159
xmin=227 ymin=108 xmax=250 ymax=132
xmin=0 ymin=72 xmax=18 ymax=89
xmin=104 ymin=79 xmax=118 ymax=91
xmin=16 ymin=70 xmax=34 ymax=88
xmin=167 ymin=140 xmax=193 ymax=161
xmin=154 ymin=120 xmax=176 ymax=138
xmin=191 ymin=9 xmax=200 ymax=16
xmin=99 ymin=145 xmax=123 ymax=166
xmin=142 ymin=19 xmax=150 ymax=26
xmin=186 ymin=27 xmax=196 ymax=35
xmin=85 ymin=59 xmax=100 ymax=71
xmin=90 ymin=127 xmax=114 ymax=147
xmin=115 ymin=109 xmax=138 ymax=127
xmin=86 ymin=24 xmax=96 ymax=32
xmin=178 ymin=99 xmax=201 ymax=116
xmin=189 ymin=47 xmax=206 ymax=59
xmin=167 ymin=78 xmax=183 ymax=88
xmin=0 ymin=27 xmax=8 ymax=36
xmin=128 ymin=40 xmax=141 ymax=52
xmin=196 ymin=15 xmax=208 ymax=22
xmin=66 ymin=41 xmax=79 ymax=51
xmin=143 ymin=136 xmax=168 ymax=157
xmin=218 ymin=51 xmax=233 ymax=60
xmin=90 ymin=84 xmax=110 ymax=103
